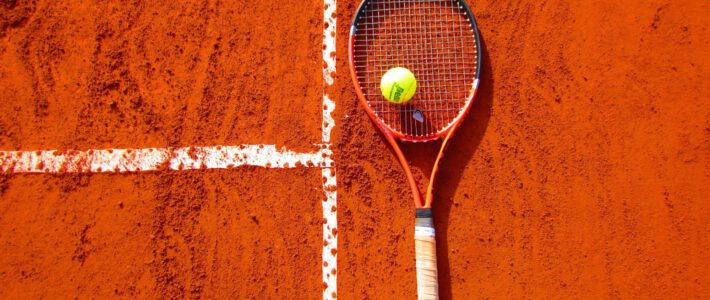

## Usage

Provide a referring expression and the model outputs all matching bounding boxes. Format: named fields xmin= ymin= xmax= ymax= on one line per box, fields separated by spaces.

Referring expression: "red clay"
xmin=1 ymin=0 xmax=709 ymax=299
xmin=1 ymin=0 xmax=324 ymax=298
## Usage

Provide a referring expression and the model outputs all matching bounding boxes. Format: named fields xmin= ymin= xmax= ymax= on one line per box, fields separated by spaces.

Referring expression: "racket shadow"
xmin=401 ymin=36 xmax=493 ymax=299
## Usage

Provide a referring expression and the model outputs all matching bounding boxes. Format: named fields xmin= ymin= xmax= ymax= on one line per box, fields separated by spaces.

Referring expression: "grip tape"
xmin=415 ymin=221 xmax=438 ymax=299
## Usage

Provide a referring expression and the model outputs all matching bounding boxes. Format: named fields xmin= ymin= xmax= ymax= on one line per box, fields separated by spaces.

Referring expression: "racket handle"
xmin=415 ymin=208 xmax=439 ymax=300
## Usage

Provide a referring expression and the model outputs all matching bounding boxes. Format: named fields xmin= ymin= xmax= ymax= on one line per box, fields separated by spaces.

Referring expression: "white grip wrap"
xmin=415 ymin=226 xmax=439 ymax=299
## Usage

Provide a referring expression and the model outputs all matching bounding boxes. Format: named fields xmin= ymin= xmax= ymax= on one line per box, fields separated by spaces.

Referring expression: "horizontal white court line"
xmin=0 ymin=145 xmax=334 ymax=174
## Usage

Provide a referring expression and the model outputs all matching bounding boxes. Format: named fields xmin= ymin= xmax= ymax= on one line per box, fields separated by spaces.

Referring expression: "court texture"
xmin=0 ymin=0 xmax=708 ymax=298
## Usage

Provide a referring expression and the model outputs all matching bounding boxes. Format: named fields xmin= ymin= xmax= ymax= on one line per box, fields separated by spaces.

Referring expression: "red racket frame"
xmin=348 ymin=1 xmax=482 ymax=298
xmin=347 ymin=1 xmax=481 ymax=208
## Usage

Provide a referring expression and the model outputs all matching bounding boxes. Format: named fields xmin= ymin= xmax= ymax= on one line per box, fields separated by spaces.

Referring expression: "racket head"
xmin=349 ymin=0 xmax=482 ymax=142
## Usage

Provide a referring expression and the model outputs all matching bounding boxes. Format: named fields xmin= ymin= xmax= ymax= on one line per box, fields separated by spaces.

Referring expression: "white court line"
xmin=0 ymin=0 xmax=338 ymax=298
xmin=0 ymin=145 xmax=332 ymax=173
xmin=321 ymin=0 xmax=337 ymax=298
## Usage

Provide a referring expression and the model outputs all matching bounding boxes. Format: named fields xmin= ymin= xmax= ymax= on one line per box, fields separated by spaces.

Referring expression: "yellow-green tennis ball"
xmin=380 ymin=67 xmax=417 ymax=104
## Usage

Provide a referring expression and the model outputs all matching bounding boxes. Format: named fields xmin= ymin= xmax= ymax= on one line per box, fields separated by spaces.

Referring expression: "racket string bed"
xmin=353 ymin=0 xmax=479 ymax=139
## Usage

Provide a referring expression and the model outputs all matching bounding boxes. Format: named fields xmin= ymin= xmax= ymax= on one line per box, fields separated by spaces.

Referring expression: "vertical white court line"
xmin=321 ymin=0 xmax=337 ymax=299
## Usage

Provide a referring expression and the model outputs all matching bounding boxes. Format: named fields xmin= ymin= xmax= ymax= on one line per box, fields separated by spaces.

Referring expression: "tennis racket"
xmin=348 ymin=0 xmax=482 ymax=298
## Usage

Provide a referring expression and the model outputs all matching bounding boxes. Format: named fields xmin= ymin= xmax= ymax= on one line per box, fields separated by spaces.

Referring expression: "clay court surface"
xmin=0 ymin=0 xmax=708 ymax=299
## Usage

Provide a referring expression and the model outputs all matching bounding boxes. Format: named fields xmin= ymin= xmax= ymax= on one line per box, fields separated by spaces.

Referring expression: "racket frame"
xmin=348 ymin=0 xmax=482 ymax=209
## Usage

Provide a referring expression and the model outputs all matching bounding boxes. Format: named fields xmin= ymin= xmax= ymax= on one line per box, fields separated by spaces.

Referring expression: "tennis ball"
xmin=380 ymin=67 xmax=417 ymax=104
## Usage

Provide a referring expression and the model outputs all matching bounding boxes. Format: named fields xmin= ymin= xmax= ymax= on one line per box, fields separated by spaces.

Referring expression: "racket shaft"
xmin=415 ymin=209 xmax=439 ymax=299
